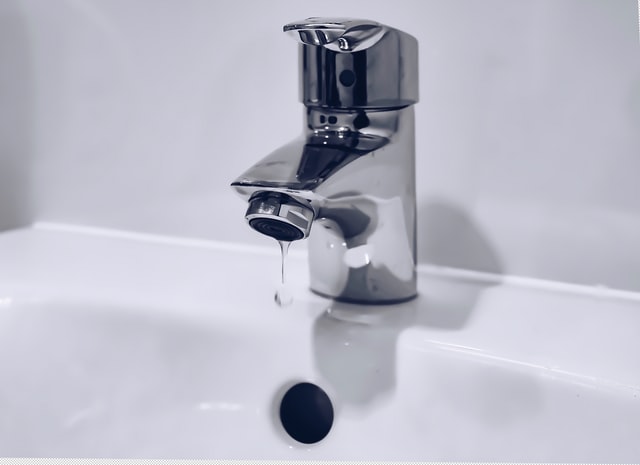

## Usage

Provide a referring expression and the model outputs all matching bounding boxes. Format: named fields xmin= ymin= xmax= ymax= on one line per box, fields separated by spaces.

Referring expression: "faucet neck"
xmin=304 ymin=106 xmax=405 ymax=139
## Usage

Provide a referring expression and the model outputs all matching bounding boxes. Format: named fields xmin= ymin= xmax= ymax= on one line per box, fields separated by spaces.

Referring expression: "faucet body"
xmin=232 ymin=18 xmax=419 ymax=304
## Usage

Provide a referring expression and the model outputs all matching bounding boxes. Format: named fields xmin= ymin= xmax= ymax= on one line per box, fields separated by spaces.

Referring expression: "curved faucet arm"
xmin=230 ymin=129 xmax=389 ymax=196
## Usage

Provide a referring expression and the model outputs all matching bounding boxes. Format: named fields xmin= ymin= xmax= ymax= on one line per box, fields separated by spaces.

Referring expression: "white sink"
xmin=0 ymin=224 xmax=639 ymax=461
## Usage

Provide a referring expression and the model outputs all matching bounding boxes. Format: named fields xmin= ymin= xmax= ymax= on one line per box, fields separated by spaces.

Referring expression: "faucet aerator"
xmin=245 ymin=192 xmax=315 ymax=241
xmin=249 ymin=218 xmax=303 ymax=242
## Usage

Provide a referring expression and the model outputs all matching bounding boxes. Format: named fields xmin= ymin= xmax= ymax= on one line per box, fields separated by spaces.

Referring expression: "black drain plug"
xmin=279 ymin=382 xmax=334 ymax=444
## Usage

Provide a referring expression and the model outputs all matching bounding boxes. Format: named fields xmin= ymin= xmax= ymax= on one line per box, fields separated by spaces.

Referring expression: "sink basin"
xmin=0 ymin=224 xmax=639 ymax=460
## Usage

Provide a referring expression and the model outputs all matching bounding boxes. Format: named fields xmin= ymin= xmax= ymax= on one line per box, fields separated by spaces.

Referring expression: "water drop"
xmin=274 ymin=240 xmax=293 ymax=307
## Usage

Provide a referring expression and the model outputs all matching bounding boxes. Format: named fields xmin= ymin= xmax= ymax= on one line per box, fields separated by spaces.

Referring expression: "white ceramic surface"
xmin=0 ymin=224 xmax=638 ymax=461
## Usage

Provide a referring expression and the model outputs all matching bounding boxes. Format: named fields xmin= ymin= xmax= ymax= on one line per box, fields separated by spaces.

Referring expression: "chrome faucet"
xmin=231 ymin=18 xmax=419 ymax=304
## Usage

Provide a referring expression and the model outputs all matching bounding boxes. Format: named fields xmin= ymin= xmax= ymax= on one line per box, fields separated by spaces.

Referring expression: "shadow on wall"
xmin=0 ymin=1 xmax=33 ymax=231
xmin=416 ymin=197 xmax=504 ymax=329
xmin=418 ymin=198 xmax=503 ymax=274
xmin=312 ymin=197 xmax=504 ymax=408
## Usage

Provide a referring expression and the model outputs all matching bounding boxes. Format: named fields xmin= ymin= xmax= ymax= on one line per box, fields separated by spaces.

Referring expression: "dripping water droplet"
xmin=275 ymin=240 xmax=293 ymax=307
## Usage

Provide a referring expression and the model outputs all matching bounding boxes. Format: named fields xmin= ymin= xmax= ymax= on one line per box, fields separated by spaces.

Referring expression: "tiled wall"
xmin=1 ymin=0 xmax=639 ymax=291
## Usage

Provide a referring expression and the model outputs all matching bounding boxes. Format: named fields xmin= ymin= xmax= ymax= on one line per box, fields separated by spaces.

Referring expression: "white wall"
xmin=1 ymin=0 xmax=640 ymax=291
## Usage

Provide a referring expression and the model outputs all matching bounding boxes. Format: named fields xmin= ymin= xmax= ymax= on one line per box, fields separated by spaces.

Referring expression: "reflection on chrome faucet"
xmin=231 ymin=17 xmax=419 ymax=304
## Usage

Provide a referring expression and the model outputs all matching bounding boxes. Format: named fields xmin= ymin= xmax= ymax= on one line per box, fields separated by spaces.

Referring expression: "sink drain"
xmin=279 ymin=382 xmax=334 ymax=444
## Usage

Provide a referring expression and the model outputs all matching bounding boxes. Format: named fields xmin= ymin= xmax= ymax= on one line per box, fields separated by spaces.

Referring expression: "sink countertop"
xmin=1 ymin=223 xmax=638 ymax=391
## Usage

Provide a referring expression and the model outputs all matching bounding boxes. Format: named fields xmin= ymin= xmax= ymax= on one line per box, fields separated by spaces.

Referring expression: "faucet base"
xmin=310 ymin=288 xmax=417 ymax=306
xmin=307 ymin=188 xmax=417 ymax=304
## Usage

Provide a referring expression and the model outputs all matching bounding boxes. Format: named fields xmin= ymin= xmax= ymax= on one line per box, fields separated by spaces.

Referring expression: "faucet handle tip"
xmin=283 ymin=17 xmax=385 ymax=52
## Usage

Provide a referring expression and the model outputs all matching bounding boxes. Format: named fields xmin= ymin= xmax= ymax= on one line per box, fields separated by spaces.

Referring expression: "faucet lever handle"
xmin=283 ymin=17 xmax=386 ymax=52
